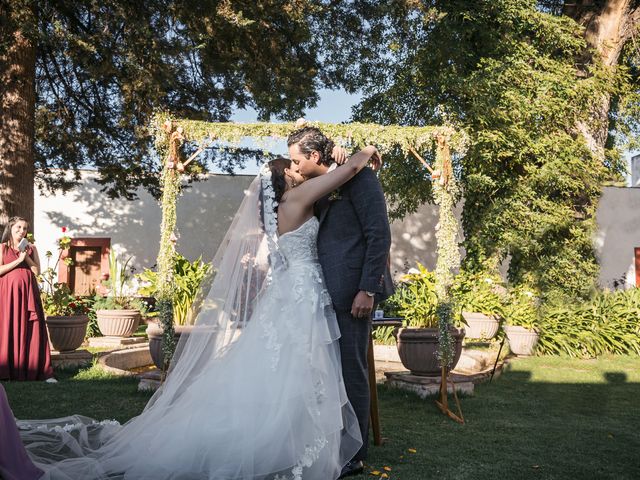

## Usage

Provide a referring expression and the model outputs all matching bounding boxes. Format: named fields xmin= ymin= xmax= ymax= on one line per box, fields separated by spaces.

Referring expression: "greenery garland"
xmin=156 ymin=124 xmax=182 ymax=371
xmin=432 ymin=132 xmax=462 ymax=367
xmin=153 ymin=113 xmax=468 ymax=156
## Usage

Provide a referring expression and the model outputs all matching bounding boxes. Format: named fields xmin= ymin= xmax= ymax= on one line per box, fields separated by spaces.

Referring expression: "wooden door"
xmin=635 ymin=248 xmax=640 ymax=287
xmin=69 ymin=246 xmax=102 ymax=295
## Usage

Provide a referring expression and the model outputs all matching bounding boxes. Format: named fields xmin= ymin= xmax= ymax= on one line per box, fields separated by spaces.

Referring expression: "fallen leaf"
xmin=381 ymin=474 xmax=389 ymax=479
xmin=532 ymin=465 xmax=540 ymax=469
xmin=383 ymin=466 xmax=392 ymax=471
xmin=370 ymin=471 xmax=380 ymax=476
xmin=408 ymin=448 xmax=417 ymax=454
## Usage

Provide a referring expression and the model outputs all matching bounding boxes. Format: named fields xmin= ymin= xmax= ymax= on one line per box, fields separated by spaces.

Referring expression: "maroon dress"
xmin=0 ymin=384 xmax=44 ymax=479
xmin=0 ymin=245 xmax=54 ymax=380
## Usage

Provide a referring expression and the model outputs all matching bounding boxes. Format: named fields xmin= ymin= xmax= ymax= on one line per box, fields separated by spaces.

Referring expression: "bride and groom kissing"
xmin=8 ymin=126 xmax=394 ymax=480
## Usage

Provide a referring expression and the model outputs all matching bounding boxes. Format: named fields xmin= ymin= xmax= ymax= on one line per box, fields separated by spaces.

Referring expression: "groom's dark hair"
xmin=287 ymin=126 xmax=335 ymax=167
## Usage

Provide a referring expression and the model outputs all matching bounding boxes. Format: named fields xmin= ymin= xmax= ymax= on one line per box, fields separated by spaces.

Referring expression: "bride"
xmin=15 ymin=144 xmax=382 ymax=480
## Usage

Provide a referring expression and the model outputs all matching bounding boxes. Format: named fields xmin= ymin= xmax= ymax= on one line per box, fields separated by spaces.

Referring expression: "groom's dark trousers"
xmin=316 ymin=167 xmax=394 ymax=462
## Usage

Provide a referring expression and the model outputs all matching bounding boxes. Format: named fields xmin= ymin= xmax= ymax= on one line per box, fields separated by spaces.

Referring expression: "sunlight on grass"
xmin=3 ymin=355 xmax=639 ymax=479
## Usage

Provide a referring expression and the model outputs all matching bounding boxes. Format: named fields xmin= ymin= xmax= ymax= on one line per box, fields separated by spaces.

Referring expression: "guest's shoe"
xmin=339 ymin=460 xmax=364 ymax=478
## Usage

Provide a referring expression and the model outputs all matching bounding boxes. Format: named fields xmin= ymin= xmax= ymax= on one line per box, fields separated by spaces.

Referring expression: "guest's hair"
xmin=287 ymin=126 xmax=335 ymax=167
xmin=268 ymin=157 xmax=292 ymax=207
xmin=1 ymin=216 xmax=29 ymax=245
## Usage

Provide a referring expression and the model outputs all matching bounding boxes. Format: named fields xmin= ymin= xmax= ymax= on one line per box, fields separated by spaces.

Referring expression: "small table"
xmin=368 ymin=318 xmax=403 ymax=446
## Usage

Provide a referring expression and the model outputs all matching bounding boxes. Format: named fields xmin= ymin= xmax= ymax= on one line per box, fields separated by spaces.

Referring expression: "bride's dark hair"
xmin=287 ymin=126 xmax=335 ymax=167
xmin=268 ymin=157 xmax=292 ymax=206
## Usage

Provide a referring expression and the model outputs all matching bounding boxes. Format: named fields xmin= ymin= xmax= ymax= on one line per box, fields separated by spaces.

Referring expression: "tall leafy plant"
xmin=138 ymin=253 xmax=212 ymax=326
xmin=94 ymin=248 xmax=143 ymax=311
xmin=390 ymin=263 xmax=439 ymax=328
xmin=537 ymin=288 xmax=640 ymax=357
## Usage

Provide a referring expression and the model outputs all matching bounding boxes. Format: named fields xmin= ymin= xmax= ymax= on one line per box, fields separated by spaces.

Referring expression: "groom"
xmin=288 ymin=127 xmax=394 ymax=476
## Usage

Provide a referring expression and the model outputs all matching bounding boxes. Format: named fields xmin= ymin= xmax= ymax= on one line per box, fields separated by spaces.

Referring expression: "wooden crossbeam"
xmin=408 ymin=146 xmax=435 ymax=175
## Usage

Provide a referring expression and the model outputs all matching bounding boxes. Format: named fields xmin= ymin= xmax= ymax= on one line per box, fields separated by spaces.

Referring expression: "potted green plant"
xmin=503 ymin=286 xmax=540 ymax=356
xmin=94 ymin=249 xmax=145 ymax=337
xmin=394 ymin=263 xmax=465 ymax=376
xmin=452 ymin=271 xmax=504 ymax=340
xmin=40 ymin=232 xmax=90 ymax=352
xmin=137 ymin=252 xmax=212 ymax=369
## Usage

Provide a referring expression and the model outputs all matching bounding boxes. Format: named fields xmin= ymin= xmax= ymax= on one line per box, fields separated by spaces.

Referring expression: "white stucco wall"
xmin=388 ymin=201 xmax=465 ymax=277
xmin=34 ymin=171 xmax=254 ymax=275
xmin=594 ymin=186 xmax=640 ymax=289
xmin=33 ymin=172 xmax=640 ymax=289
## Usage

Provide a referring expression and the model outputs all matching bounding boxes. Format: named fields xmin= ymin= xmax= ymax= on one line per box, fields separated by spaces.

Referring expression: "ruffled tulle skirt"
xmin=18 ymin=263 xmax=361 ymax=479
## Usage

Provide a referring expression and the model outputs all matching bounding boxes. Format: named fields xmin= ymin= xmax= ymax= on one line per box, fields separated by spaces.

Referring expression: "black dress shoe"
xmin=339 ymin=460 xmax=364 ymax=478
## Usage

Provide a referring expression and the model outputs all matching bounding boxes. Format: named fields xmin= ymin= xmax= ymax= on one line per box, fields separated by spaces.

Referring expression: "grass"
xmin=361 ymin=355 xmax=640 ymax=480
xmin=2 ymin=363 xmax=153 ymax=423
xmin=2 ymin=356 xmax=639 ymax=479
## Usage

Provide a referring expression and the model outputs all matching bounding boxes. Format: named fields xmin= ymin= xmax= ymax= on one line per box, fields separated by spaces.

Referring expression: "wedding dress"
xmin=16 ymin=170 xmax=362 ymax=479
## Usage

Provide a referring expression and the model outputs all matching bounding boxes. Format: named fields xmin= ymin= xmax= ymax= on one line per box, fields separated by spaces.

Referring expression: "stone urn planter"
xmin=146 ymin=322 xmax=194 ymax=369
xmin=504 ymin=325 xmax=539 ymax=356
xmin=96 ymin=309 xmax=141 ymax=337
xmin=396 ymin=327 xmax=466 ymax=376
xmin=46 ymin=315 xmax=89 ymax=352
xmin=461 ymin=311 xmax=500 ymax=339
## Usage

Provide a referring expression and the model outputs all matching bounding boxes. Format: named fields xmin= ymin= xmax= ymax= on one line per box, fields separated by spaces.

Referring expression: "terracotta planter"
xmin=396 ymin=327 xmax=465 ymax=376
xmin=504 ymin=325 xmax=539 ymax=356
xmin=96 ymin=309 xmax=141 ymax=337
xmin=46 ymin=315 xmax=89 ymax=352
xmin=146 ymin=323 xmax=194 ymax=369
xmin=461 ymin=311 xmax=500 ymax=339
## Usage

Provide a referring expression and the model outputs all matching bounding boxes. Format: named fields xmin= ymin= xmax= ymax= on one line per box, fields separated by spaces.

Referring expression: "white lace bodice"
xmin=278 ymin=216 xmax=320 ymax=266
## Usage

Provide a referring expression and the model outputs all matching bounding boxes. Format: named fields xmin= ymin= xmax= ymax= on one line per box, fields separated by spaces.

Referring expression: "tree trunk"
xmin=563 ymin=0 xmax=640 ymax=156
xmin=0 ymin=22 xmax=37 ymax=232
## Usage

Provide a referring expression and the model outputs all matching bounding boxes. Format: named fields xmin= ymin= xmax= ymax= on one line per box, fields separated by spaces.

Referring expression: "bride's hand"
xmin=331 ymin=146 xmax=349 ymax=165
xmin=369 ymin=149 xmax=382 ymax=171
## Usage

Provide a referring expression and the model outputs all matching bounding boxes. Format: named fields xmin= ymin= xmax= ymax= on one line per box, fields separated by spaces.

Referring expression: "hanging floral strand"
xmin=432 ymin=132 xmax=461 ymax=369
xmin=156 ymin=121 xmax=183 ymax=373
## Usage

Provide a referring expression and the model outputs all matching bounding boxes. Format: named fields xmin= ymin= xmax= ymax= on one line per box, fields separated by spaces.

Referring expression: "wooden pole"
xmin=435 ymin=366 xmax=465 ymax=424
xmin=368 ymin=332 xmax=383 ymax=445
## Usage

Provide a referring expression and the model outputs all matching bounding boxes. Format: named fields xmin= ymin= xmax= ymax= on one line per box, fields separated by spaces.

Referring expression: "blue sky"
xmin=231 ymin=88 xmax=361 ymax=124
xmin=213 ymin=89 xmax=361 ymax=175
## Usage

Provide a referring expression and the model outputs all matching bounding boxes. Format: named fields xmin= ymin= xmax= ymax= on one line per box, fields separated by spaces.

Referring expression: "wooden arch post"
xmin=410 ymin=134 xmax=464 ymax=425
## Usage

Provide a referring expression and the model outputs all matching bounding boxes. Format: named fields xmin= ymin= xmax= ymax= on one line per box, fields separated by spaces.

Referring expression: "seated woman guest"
xmin=0 ymin=216 xmax=55 ymax=381
xmin=0 ymin=384 xmax=43 ymax=480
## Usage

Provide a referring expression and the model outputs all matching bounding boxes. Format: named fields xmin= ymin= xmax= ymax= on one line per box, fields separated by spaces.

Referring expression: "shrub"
xmin=537 ymin=288 xmax=640 ymax=357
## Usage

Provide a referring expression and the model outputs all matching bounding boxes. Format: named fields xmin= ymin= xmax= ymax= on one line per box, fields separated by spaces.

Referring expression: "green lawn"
xmin=2 ymin=356 xmax=639 ymax=479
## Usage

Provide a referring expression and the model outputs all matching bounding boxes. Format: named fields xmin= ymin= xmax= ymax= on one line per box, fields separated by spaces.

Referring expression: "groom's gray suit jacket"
xmin=315 ymin=166 xmax=393 ymax=461
xmin=316 ymin=167 xmax=394 ymax=311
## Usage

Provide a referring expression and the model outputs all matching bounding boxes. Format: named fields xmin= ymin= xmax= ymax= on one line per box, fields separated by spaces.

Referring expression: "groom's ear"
xmin=310 ymin=150 xmax=321 ymax=165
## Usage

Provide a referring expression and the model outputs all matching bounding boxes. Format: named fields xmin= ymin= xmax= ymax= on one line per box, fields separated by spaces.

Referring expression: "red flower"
xmin=68 ymin=302 xmax=76 ymax=309
xmin=61 ymin=226 xmax=67 ymax=233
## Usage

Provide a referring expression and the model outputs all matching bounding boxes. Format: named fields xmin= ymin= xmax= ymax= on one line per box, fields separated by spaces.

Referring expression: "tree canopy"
xmin=1 ymin=0 xmax=340 ymax=219
xmin=320 ymin=0 xmax=640 ymax=298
